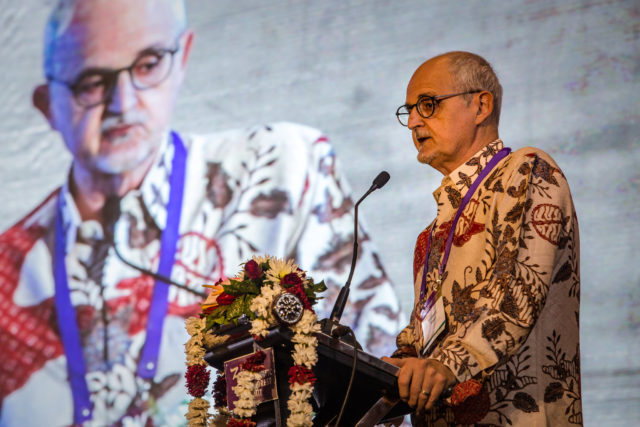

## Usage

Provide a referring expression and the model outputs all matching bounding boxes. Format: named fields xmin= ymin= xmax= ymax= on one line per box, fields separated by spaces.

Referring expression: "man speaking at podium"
xmin=0 ymin=0 xmax=402 ymax=425
xmin=384 ymin=52 xmax=582 ymax=426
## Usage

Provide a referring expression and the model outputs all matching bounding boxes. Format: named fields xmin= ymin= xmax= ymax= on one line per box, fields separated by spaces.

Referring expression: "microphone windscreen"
xmin=373 ymin=171 xmax=390 ymax=189
xmin=103 ymin=196 xmax=121 ymax=237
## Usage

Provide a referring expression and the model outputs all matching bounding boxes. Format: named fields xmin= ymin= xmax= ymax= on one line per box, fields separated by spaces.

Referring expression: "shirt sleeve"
xmin=430 ymin=150 xmax=580 ymax=382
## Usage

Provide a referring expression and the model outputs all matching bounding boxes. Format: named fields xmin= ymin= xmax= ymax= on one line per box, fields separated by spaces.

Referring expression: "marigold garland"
xmin=184 ymin=255 xmax=326 ymax=427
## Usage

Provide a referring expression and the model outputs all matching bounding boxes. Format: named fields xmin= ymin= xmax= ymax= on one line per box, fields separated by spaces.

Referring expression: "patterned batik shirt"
xmin=395 ymin=139 xmax=582 ymax=426
xmin=0 ymin=122 xmax=403 ymax=426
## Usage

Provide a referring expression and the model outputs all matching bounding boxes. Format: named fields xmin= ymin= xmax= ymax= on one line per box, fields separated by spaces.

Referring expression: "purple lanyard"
xmin=419 ymin=147 xmax=511 ymax=300
xmin=54 ymin=131 xmax=186 ymax=424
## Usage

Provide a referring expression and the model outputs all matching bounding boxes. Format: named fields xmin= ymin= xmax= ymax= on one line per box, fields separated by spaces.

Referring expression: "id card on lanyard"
xmin=418 ymin=147 xmax=511 ymax=355
xmin=419 ymin=285 xmax=446 ymax=355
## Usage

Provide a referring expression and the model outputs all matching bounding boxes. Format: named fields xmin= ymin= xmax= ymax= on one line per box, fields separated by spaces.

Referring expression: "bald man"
xmin=0 ymin=1 xmax=402 ymax=425
xmin=383 ymin=52 xmax=582 ymax=426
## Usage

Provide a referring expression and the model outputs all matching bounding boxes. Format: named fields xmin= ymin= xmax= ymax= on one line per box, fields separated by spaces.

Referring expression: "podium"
xmin=204 ymin=322 xmax=412 ymax=426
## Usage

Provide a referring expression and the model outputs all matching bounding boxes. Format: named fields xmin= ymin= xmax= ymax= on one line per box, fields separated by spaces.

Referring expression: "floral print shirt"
xmin=396 ymin=140 xmax=582 ymax=426
xmin=0 ymin=122 xmax=402 ymax=426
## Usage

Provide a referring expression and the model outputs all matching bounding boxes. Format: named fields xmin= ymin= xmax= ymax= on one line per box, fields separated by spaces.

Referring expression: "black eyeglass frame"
xmin=395 ymin=90 xmax=483 ymax=126
xmin=46 ymin=42 xmax=182 ymax=109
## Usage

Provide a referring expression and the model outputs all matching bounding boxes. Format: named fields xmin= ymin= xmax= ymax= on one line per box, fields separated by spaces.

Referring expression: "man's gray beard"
xmin=94 ymin=142 xmax=155 ymax=175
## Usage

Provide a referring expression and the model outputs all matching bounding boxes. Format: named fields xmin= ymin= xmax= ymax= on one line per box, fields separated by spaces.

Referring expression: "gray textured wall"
xmin=1 ymin=1 xmax=639 ymax=425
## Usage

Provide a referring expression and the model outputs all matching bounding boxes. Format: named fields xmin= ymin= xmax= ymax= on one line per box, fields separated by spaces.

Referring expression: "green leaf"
xmin=244 ymin=296 xmax=257 ymax=319
xmin=312 ymin=280 xmax=327 ymax=293
xmin=226 ymin=295 xmax=247 ymax=319
xmin=224 ymin=279 xmax=259 ymax=295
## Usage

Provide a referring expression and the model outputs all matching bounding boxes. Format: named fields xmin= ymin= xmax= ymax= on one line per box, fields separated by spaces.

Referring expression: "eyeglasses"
xmin=47 ymin=43 xmax=181 ymax=108
xmin=395 ymin=90 xmax=482 ymax=126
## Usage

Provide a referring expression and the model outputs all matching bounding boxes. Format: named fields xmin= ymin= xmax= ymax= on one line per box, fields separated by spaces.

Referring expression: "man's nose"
xmin=105 ymin=71 xmax=138 ymax=115
xmin=407 ymin=106 xmax=423 ymax=129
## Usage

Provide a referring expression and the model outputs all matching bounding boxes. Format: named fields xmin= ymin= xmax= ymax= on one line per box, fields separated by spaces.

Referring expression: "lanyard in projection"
xmin=54 ymin=131 xmax=186 ymax=424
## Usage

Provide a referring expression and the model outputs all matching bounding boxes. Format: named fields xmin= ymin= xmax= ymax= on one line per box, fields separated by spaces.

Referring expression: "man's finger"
xmin=416 ymin=383 xmax=432 ymax=413
xmin=395 ymin=364 xmax=413 ymax=401
xmin=425 ymin=379 xmax=446 ymax=411
xmin=382 ymin=356 xmax=405 ymax=368
xmin=407 ymin=363 xmax=426 ymax=407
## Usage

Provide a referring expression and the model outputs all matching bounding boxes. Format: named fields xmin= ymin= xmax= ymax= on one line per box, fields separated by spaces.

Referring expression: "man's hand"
xmin=382 ymin=356 xmax=457 ymax=412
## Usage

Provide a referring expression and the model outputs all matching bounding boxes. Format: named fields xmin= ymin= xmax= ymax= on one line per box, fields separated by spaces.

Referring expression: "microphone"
xmin=324 ymin=171 xmax=390 ymax=334
xmin=103 ymin=196 xmax=207 ymax=298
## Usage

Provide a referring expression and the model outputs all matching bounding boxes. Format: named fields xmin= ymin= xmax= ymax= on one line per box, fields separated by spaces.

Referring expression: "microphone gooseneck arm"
xmin=328 ymin=171 xmax=390 ymax=325
xmin=103 ymin=196 xmax=207 ymax=299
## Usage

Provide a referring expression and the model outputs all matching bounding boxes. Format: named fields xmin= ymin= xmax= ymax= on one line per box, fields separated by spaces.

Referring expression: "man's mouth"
xmin=416 ymin=135 xmax=430 ymax=144
xmin=103 ymin=124 xmax=135 ymax=142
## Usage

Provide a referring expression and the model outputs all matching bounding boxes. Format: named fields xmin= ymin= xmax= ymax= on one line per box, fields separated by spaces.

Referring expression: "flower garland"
xmin=184 ymin=255 xmax=326 ymax=427
xmin=185 ymin=315 xmax=230 ymax=426
xmin=285 ymin=310 xmax=319 ymax=426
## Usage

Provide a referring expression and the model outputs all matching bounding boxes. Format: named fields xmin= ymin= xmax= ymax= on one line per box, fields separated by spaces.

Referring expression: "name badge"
xmin=419 ymin=290 xmax=446 ymax=355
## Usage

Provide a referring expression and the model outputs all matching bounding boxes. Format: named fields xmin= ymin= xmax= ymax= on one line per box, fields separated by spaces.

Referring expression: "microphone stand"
xmin=103 ymin=196 xmax=207 ymax=299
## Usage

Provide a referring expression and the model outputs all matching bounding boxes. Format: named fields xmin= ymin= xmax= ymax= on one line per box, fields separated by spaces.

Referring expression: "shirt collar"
xmin=134 ymin=130 xmax=173 ymax=230
xmin=433 ymin=139 xmax=504 ymax=202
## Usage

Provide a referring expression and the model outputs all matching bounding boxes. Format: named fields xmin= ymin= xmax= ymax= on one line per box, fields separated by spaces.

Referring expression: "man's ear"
xmin=33 ymin=84 xmax=55 ymax=127
xmin=474 ymin=91 xmax=494 ymax=126
xmin=177 ymin=30 xmax=195 ymax=80
xmin=181 ymin=30 xmax=194 ymax=67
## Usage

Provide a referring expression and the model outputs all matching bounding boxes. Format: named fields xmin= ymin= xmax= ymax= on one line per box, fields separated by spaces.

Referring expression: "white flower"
xmin=233 ymin=406 xmax=255 ymax=418
xmin=290 ymin=382 xmax=314 ymax=394
xmin=287 ymin=411 xmax=312 ymax=427
xmin=203 ymin=331 xmax=228 ymax=348
xmin=262 ymin=283 xmax=284 ymax=300
xmin=292 ymin=343 xmax=318 ymax=368
xmin=265 ymin=257 xmax=299 ymax=284
xmin=250 ymin=295 xmax=273 ymax=320
xmin=250 ymin=317 xmax=271 ymax=338
xmin=231 ymin=370 xmax=264 ymax=418
xmin=185 ymin=397 xmax=210 ymax=427
xmin=290 ymin=311 xmax=319 ymax=335
xmin=185 ymin=316 xmax=206 ymax=335
xmin=250 ymin=254 xmax=270 ymax=265
xmin=291 ymin=333 xmax=318 ymax=347
xmin=250 ymin=283 xmax=283 ymax=323
xmin=185 ymin=336 xmax=207 ymax=366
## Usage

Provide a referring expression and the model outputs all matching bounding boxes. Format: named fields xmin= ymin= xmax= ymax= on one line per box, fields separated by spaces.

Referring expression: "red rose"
xmin=451 ymin=379 xmax=490 ymax=425
xmin=288 ymin=365 xmax=316 ymax=385
xmin=286 ymin=283 xmax=314 ymax=311
xmin=241 ymin=350 xmax=266 ymax=372
xmin=244 ymin=260 xmax=262 ymax=280
xmin=228 ymin=418 xmax=257 ymax=427
xmin=281 ymin=272 xmax=303 ymax=287
xmin=216 ymin=292 xmax=238 ymax=305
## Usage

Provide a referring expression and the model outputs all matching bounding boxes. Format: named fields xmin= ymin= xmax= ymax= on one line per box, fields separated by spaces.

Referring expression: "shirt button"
xmin=146 ymin=361 xmax=155 ymax=370
xmin=82 ymin=408 xmax=90 ymax=417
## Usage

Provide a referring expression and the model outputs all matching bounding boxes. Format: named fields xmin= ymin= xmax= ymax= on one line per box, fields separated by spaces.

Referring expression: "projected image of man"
xmin=0 ymin=0 xmax=403 ymax=425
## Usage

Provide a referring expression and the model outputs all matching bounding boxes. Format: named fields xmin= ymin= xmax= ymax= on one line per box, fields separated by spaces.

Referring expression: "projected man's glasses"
xmin=47 ymin=46 xmax=180 ymax=108
xmin=395 ymin=90 xmax=482 ymax=126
